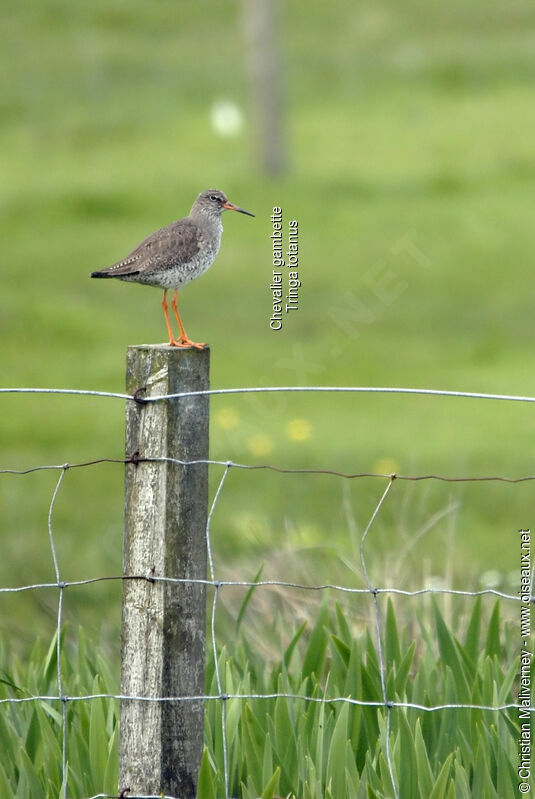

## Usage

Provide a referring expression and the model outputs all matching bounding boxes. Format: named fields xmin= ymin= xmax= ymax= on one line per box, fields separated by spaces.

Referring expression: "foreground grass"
xmin=0 ymin=598 xmax=522 ymax=797
xmin=1 ymin=0 xmax=533 ymax=684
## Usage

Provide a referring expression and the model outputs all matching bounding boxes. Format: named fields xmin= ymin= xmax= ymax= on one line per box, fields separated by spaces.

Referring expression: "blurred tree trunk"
xmin=242 ymin=0 xmax=287 ymax=176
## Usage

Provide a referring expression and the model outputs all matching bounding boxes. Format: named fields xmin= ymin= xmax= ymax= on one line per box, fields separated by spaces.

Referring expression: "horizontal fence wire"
xmin=3 ymin=456 xmax=535 ymax=483
xmin=0 ymin=385 xmax=534 ymax=799
xmin=2 ymin=384 xmax=535 ymax=403
xmin=0 ymin=576 xmax=522 ymax=602
xmin=0 ymin=692 xmax=525 ymax=714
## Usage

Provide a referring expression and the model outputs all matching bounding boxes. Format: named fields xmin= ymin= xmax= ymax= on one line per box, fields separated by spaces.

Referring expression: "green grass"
xmin=0 ymin=599 xmax=523 ymax=797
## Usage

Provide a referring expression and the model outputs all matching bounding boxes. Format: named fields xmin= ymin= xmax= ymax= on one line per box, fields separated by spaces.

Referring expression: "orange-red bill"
xmin=223 ymin=201 xmax=255 ymax=217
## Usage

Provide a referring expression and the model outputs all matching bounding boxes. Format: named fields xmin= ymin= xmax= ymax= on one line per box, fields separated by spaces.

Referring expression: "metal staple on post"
xmin=119 ymin=345 xmax=210 ymax=798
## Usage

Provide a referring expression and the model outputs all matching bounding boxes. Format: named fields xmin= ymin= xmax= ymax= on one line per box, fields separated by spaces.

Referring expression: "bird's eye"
xmin=209 ymin=194 xmax=220 ymax=202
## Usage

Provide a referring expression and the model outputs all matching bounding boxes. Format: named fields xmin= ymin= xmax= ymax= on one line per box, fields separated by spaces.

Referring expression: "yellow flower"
xmin=248 ymin=434 xmax=273 ymax=457
xmin=286 ymin=418 xmax=312 ymax=442
xmin=216 ymin=407 xmax=239 ymax=430
xmin=373 ymin=457 xmax=399 ymax=476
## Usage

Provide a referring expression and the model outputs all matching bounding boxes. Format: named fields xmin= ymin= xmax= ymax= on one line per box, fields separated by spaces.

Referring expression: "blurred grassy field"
xmin=1 ymin=0 xmax=534 ymax=647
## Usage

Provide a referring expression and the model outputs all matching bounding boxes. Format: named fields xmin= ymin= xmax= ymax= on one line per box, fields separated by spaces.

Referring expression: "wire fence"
xmin=1 ymin=384 xmax=534 ymax=799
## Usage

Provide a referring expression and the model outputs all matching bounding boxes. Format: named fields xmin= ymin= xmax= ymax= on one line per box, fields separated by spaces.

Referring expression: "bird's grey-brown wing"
xmin=92 ymin=218 xmax=202 ymax=277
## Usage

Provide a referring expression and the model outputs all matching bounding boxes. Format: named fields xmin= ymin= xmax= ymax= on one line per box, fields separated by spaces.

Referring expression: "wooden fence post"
xmin=119 ymin=344 xmax=210 ymax=798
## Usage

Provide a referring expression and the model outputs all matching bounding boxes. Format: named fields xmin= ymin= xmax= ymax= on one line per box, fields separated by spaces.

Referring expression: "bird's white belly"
xmin=121 ymin=240 xmax=221 ymax=290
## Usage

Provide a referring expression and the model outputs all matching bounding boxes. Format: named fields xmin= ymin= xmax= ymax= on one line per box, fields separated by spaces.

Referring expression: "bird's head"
xmin=193 ymin=189 xmax=255 ymax=219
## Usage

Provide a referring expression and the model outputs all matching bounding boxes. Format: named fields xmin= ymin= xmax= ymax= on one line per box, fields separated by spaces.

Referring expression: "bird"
xmin=91 ymin=189 xmax=254 ymax=348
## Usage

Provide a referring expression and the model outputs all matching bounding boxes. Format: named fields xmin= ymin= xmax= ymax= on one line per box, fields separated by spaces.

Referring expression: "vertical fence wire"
xmin=206 ymin=463 xmax=232 ymax=799
xmin=358 ymin=477 xmax=398 ymax=799
xmin=47 ymin=465 xmax=69 ymax=799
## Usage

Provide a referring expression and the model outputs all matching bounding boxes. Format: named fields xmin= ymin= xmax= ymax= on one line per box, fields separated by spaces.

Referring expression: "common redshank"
xmin=91 ymin=189 xmax=254 ymax=348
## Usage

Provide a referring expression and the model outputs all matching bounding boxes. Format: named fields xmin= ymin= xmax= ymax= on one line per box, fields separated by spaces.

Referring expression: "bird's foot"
xmin=169 ymin=337 xmax=206 ymax=349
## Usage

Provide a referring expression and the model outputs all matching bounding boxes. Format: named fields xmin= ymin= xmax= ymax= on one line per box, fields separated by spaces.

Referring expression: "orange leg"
xmin=170 ymin=289 xmax=205 ymax=349
xmin=161 ymin=291 xmax=177 ymax=346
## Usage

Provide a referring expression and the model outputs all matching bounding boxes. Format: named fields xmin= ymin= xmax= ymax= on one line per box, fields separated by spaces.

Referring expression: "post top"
xmin=127 ymin=343 xmax=210 ymax=353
